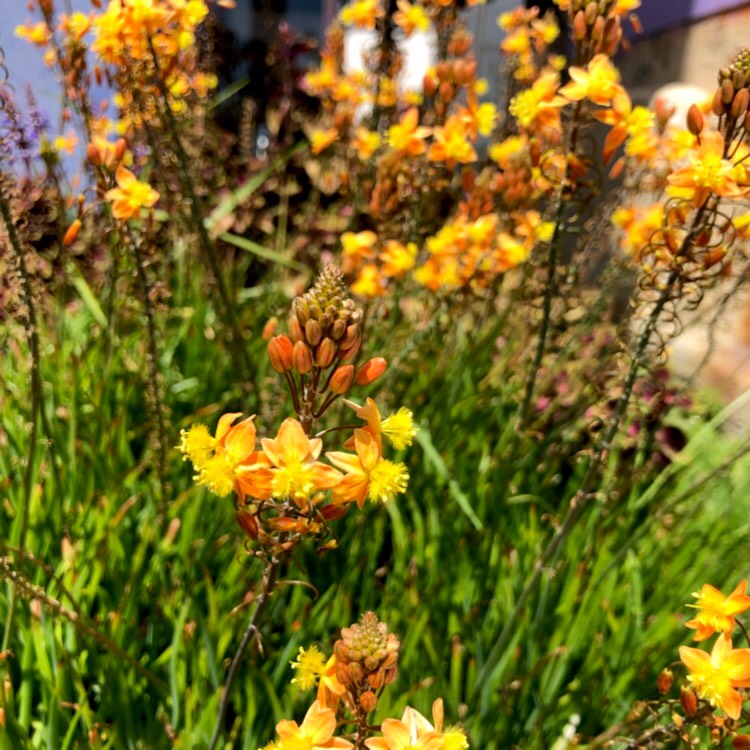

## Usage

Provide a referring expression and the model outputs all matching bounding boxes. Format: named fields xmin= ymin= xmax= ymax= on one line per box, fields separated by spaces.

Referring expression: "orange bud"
xmin=339 ymin=338 xmax=361 ymax=362
xmin=367 ymin=669 xmax=385 ymax=689
xmin=722 ymin=79 xmax=735 ymax=105
xmin=423 ymin=73 xmax=437 ymax=97
xmin=235 ymin=509 xmax=259 ymax=539
xmin=713 ymin=87 xmax=726 ymax=117
xmin=319 ymin=503 xmax=348 ymax=521
xmin=591 ymin=16 xmax=604 ymax=40
xmin=87 ymin=142 xmax=101 ymax=166
xmin=680 ymin=686 xmax=698 ymax=717
xmin=262 ymin=316 xmax=278 ymax=340
xmin=360 ymin=691 xmax=378 ymax=713
xmin=657 ymin=668 xmax=673 ymax=695
xmin=316 ymin=338 xmax=337 ymax=368
xmin=733 ymin=735 xmax=750 ymax=749
xmin=330 ymin=365 xmax=354 ymax=394
xmin=584 ymin=1 xmax=598 ymax=25
xmin=732 ymin=89 xmax=750 ymax=117
xmin=114 ymin=137 xmax=127 ymax=162
xmin=293 ymin=341 xmax=313 ymax=374
xmin=355 ymin=357 xmax=387 ymax=386
xmin=63 ymin=219 xmax=82 ymax=246
xmin=573 ymin=10 xmax=587 ymax=39
xmin=686 ymin=104 xmax=704 ymax=136
xmin=305 ymin=319 xmax=322 ymax=346
xmin=289 ymin=316 xmax=304 ymax=343
xmin=268 ymin=335 xmax=294 ymax=372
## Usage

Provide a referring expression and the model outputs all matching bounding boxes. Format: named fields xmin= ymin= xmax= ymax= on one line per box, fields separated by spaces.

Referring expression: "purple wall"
xmin=637 ymin=0 xmax=750 ymax=36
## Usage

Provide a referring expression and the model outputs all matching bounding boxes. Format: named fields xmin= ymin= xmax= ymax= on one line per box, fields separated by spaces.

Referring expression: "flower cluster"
xmin=180 ymin=266 xmax=417 ymax=554
xmin=266 ymin=613 xmax=468 ymax=750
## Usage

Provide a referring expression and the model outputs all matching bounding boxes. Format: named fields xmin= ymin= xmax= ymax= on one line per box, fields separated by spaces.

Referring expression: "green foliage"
xmin=1 ymin=254 xmax=749 ymax=750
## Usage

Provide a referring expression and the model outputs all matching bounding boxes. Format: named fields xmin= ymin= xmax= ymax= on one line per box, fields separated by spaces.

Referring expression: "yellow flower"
xmin=341 ymin=230 xmax=378 ymax=272
xmin=680 ymin=635 xmax=750 ymax=720
xmin=15 ymin=21 xmax=50 ymax=47
xmin=394 ymin=0 xmax=430 ymax=36
xmin=291 ymin=646 xmax=329 ymax=690
xmin=381 ymin=408 xmax=417 ymax=451
xmin=275 ymin=701 xmax=353 ymax=750
xmin=340 ymin=0 xmax=383 ymax=29
xmin=509 ymin=70 xmax=566 ymax=131
xmin=310 ymin=128 xmax=339 ymax=155
xmin=387 ymin=108 xmax=431 ymax=155
xmin=380 ymin=240 xmax=417 ymax=279
xmin=352 ymin=265 xmax=387 ymax=298
xmin=261 ymin=418 xmax=342 ymax=506
xmin=104 ymin=164 xmax=159 ymax=221
xmin=366 ymin=701 xmax=467 ymax=750
xmin=560 ymin=54 xmax=624 ymax=106
xmin=687 ymin=582 xmax=750 ymax=642
xmin=352 ymin=128 xmax=382 ymax=160
xmin=428 ymin=116 xmax=478 ymax=166
xmin=328 ymin=429 xmax=409 ymax=507
xmin=59 ymin=12 xmax=92 ymax=42
xmin=53 ymin=132 xmax=79 ymax=155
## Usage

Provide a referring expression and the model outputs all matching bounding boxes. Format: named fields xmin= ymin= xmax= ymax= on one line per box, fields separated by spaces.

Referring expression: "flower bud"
xmin=262 ymin=317 xmax=278 ymax=341
xmin=680 ymin=686 xmax=698 ymax=717
xmin=360 ymin=691 xmax=378 ymax=714
xmin=268 ymin=335 xmax=294 ymax=373
xmin=355 ymin=357 xmax=387 ymax=386
xmin=732 ymin=88 xmax=750 ymax=117
xmin=722 ymin=79 xmax=735 ymax=105
xmin=686 ymin=104 xmax=704 ymax=136
xmin=331 ymin=318 xmax=347 ymax=340
xmin=330 ymin=365 xmax=355 ymax=394
xmin=341 ymin=324 xmax=361 ymax=350
xmin=657 ymin=668 xmax=673 ymax=695
xmin=305 ymin=319 xmax=322 ymax=346
xmin=573 ymin=10 xmax=587 ymax=40
xmin=293 ymin=341 xmax=313 ymax=374
xmin=316 ymin=338 xmax=337 ymax=368
xmin=87 ymin=142 xmax=101 ymax=166
xmin=235 ymin=509 xmax=259 ymax=539
xmin=713 ymin=88 xmax=725 ymax=116
xmin=289 ymin=316 xmax=304 ymax=343
xmin=733 ymin=735 xmax=750 ymax=749
xmin=114 ymin=137 xmax=127 ymax=163
xmin=339 ymin=338 xmax=362 ymax=362
xmin=584 ymin=1 xmax=598 ymax=25
xmin=63 ymin=219 xmax=82 ymax=246
xmin=591 ymin=15 xmax=604 ymax=40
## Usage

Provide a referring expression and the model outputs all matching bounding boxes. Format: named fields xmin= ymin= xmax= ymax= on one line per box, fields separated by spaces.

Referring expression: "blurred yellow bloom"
xmin=509 ymin=70 xmax=566 ymax=130
xmin=352 ymin=264 xmax=387 ymax=298
xmin=340 ymin=0 xmax=383 ymax=29
xmin=686 ymin=582 xmax=750 ymax=642
xmin=276 ymin=701 xmax=353 ymax=750
xmin=310 ymin=128 xmax=339 ymax=155
xmin=680 ymin=635 xmax=750 ymax=720
xmin=560 ymin=54 xmax=623 ymax=106
xmin=15 ymin=22 xmax=50 ymax=47
xmin=387 ymin=108 xmax=431 ymax=155
xmin=394 ymin=0 xmax=430 ymax=36
xmin=104 ymin=164 xmax=159 ymax=220
xmin=380 ymin=240 xmax=417 ymax=278
xmin=53 ymin=132 xmax=79 ymax=155
xmin=352 ymin=128 xmax=382 ymax=160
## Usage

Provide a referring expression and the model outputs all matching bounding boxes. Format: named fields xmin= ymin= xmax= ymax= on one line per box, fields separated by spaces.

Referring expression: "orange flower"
xmin=428 ymin=115 xmax=478 ymax=167
xmin=340 ymin=0 xmax=384 ymax=29
xmin=560 ymin=54 xmax=624 ymax=106
xmin=327 ymin=429 xmax=408 ymax=507
xmin=667 ymin=131 xmax=741 ymax=206
xmin=15 ymin=21 xmax=51 ymax=47
xmin=366 ymin=702 xmax=467 ymax=750
xmin=509 ymin=70 xmax=566 ymax=131
xmin=393 ymin=0 xmax=430 ymax=36
xmin=261 ymin=418 xmax=342 ymax=506
xmin=352 ymin=127 xmax=382 ymax=159
xmin=680 ymin=635 xmax=750 ymax=720
xmin=311 ymin=128 xmax=339 ymax=155
xmin=687 ymin=582 xmax=750 ymax=642
xmin=341 ymin=230 xmax=378 ymax=273
xmin=276 ymin=701 xmax=353 ymax=750
xmin=104 ymin=164 xmax=159 ymax=220
xmin=179 ymin=414 xmax=272 ymax=500
xmin=387 ymin=108 xmax=431 ymax=156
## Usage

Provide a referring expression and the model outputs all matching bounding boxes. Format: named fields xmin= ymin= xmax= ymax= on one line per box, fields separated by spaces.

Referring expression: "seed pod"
xmin=686 ymin=104 xmax=704 ymax=135
xmin=316 ymin=338 xmax=336 ymax=368
xmin=355 ymin=357 xmax=387 ymax=386
xmin=305 ymin=319 xmax=322 ymax=346
xmin=63 ymin=219 xmax=82 ymax=246
xmin=293 ymin=341 xmax=313 ymax=374
xmin=330 ymin=365 xmax=355 ymax=394
xmin=268 ymin=335 xmax=294 ymax=373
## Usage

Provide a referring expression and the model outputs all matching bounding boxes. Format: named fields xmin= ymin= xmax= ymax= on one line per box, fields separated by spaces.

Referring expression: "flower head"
xmin=680 ymin=635 xmax=750 ymax=719
xmin=275 ymin=701 xmax=353 ymax=750
xmin=686 ymin=582 xmax=750 ymax=642
xmin=104 ymin=164 xmax=159 ymax=220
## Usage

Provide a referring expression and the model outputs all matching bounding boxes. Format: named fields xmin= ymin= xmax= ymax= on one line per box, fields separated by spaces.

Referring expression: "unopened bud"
xmin=305 ymin=319 xmax=322 ymax=346
xmin=722 ymin=79 xmax=735 ymax=105
xmin=423 ymin=73 xmax=437 ymax=97
xmin=289 ymin=316 xmax=304 ymax=343
xmin=268 ymin=335 xmax=294 ymax=373
xmin=686 ymin=104 xmax=704 ymax=135
xmin=235 ymin=509 xmax=259 ymax=539
xmin=87 ymin=142 xmax=101 ymax=166
xmin=63 ymin=219 xmax=82 ymax=246
xmin=331 ymin=318 xmax=347 ymax=339
xmin=293 ymin=341 xmax=313 ymax=374
xmin=316 ymin=338 xmax=337 ymax=368
xmin=732 ymin=88 xmax=750 ymax=117
xmin=339 ymin=338 xmax=361 ymax=362
xmin=330 ymin=365 xmax=354 ymax=394
xmin=745 ymin=110 xmax=750 ymax=131
xmin=591 ymin=15 xmax=604 ymax=40
xmin=713 ymin=87 xmax=726 ymax=117
xmin=355 ymin=357 xmax=387 ymax=386
xmin=584 ymin=1 xmax=598 ymax=25
xmin=733 ymin=69 xmax=746 ymax=91
xmin=733 ymin=734 xmax=750 ymax=749
xmin=262 ymin=317 xmax=278 ymax=341
xmin=573 ymin=10 xmax=587 ymax=40
xmin=114 ymin=137 xmax=127 ymax=162
xmin=360 ymin=691 xmax=378 ymax=713
xmin=367 ymin=669 xmax=385 ymax=689
xmin=657 ymin=668 xmax=673 ymax=695
xmin=348 ymin=662 xmax=364 ymax=683
xmin=341 ymin=324 xmax=360 ymax=350
xmin=680 ymin=686 xmax=698 ymax=717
